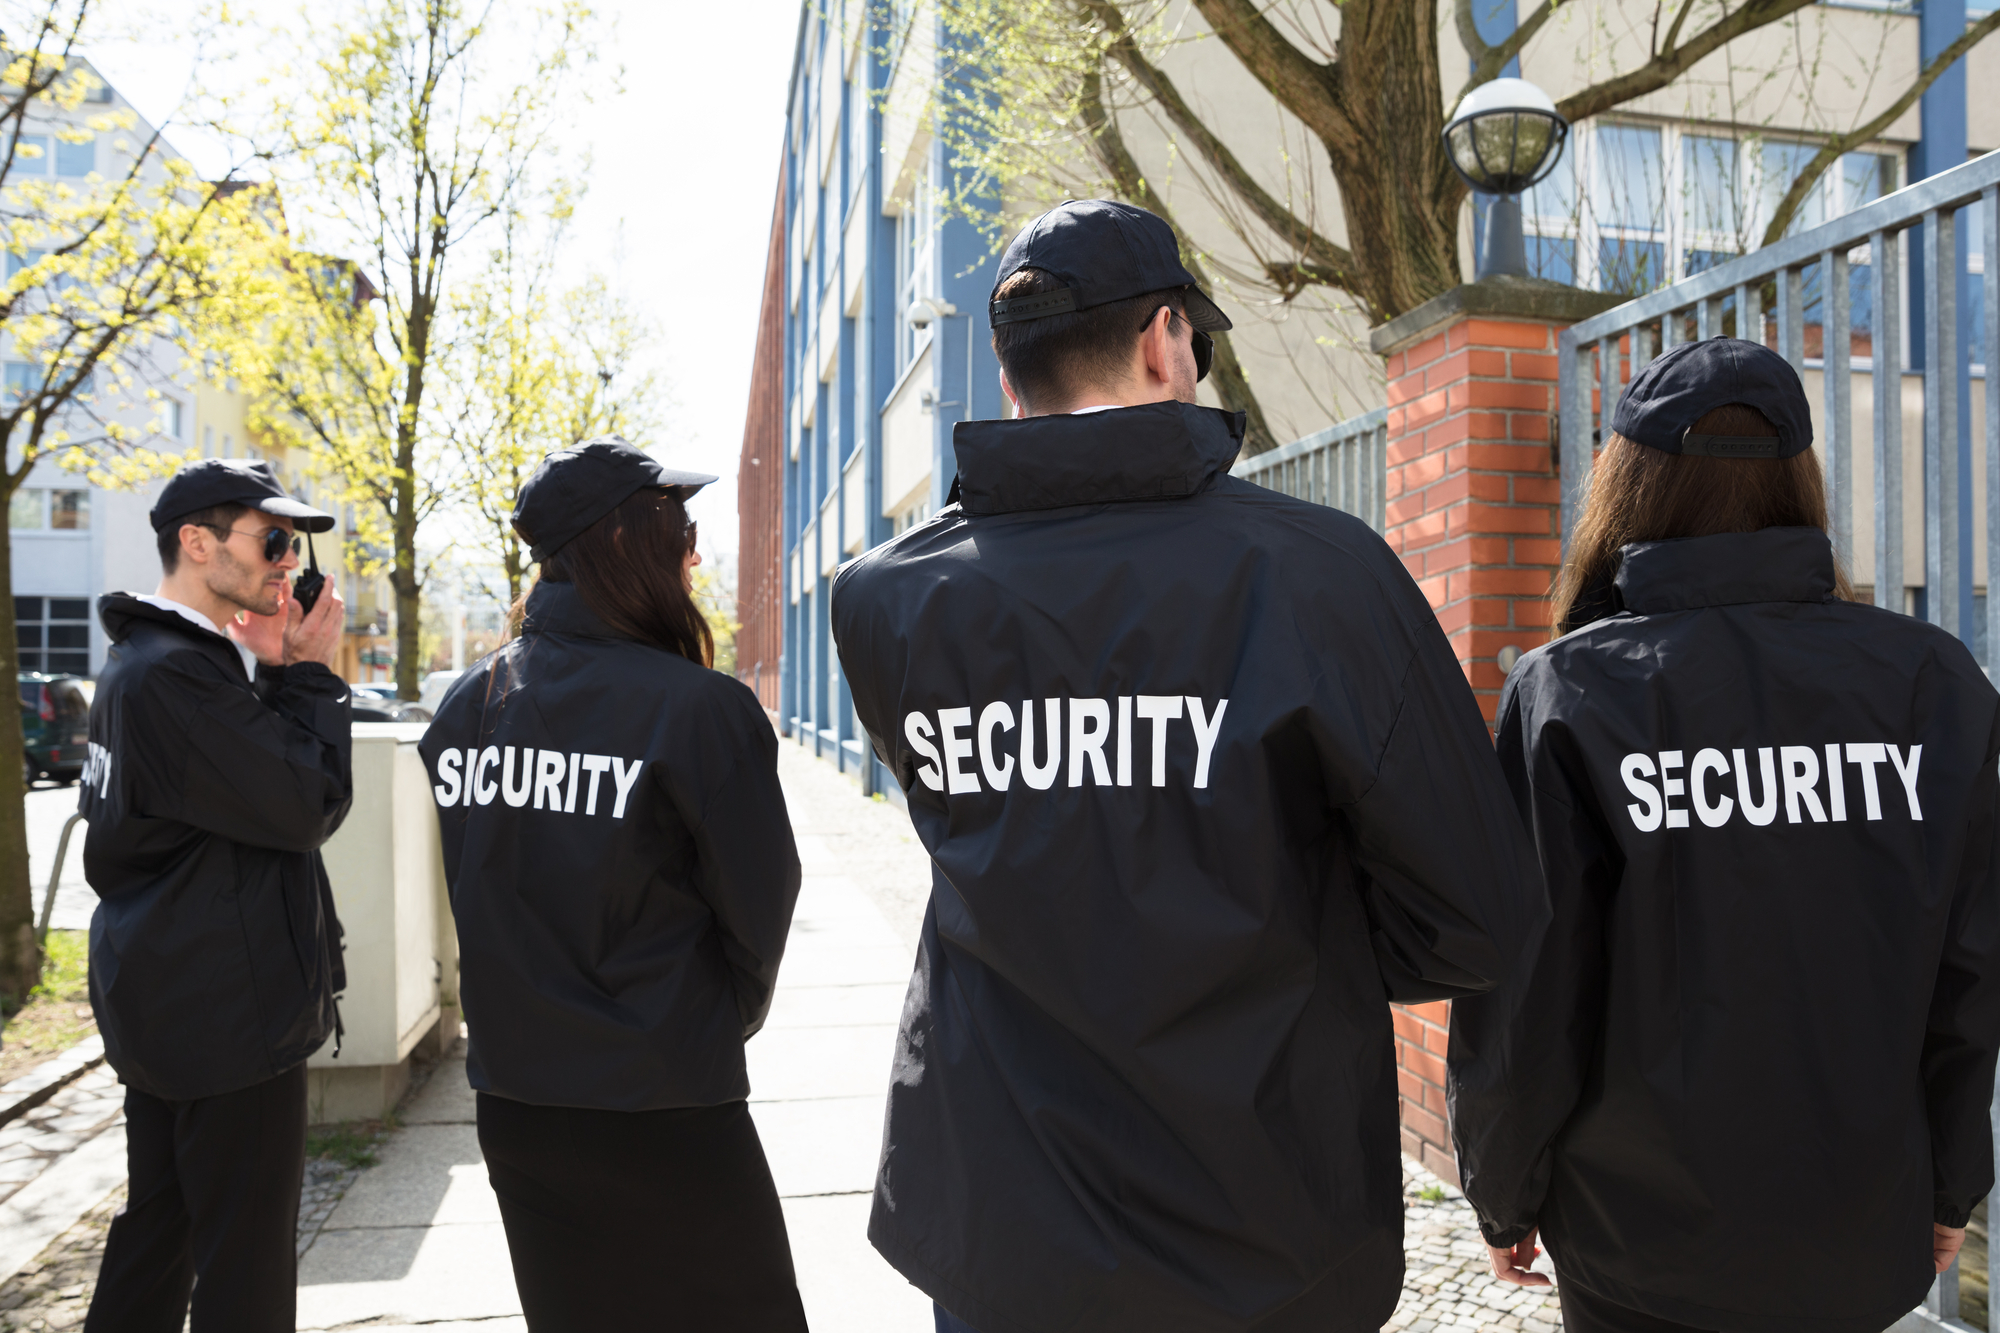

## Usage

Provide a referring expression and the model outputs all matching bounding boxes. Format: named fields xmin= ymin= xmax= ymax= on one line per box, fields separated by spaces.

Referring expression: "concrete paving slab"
xmin=782 ymin=1191 xmax=933 ymax=1333
xmin=752 ymin=1095 xmax=884 ymax=1198
xmin=786 ymin=911 xmax=910 ymax=953
xmin=774 ymin=942 xmax=917 ymax=988
xmin=748 ymin=1025 xmax=900 ymax=1102
xmin=296 ymin=1220 xmax=521 ymax=1326
xmin=0 ymin=1122 xmax=123 ymax=1282
xmin=400 ymin=1056 xmax=478 ymax=1125
xmin=764 ymin=981 xmax=908 ymax=1029
xmin=325 ymin=1125 xmax=498 ymax=1228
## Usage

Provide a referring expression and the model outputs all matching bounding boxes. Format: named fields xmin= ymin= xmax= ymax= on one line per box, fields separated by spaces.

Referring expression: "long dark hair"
xmin=510 ymin=486 xmax=713 ymax=666
xmin=1550 ymin=403 xmax=1856 ymax=635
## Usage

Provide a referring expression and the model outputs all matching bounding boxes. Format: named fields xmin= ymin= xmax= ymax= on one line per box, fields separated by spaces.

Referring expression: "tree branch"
xmin=1082 ymin=0 xmax=1359 ymax=296
xmin=1076 ymin=66 xmax=1278 ymax=453
xmin=1187 ymin=0 xmax=1352 ymax=150
xmin=1554 ymin=0 xmax=1818 ymax=124
xmin=1460 ymin=0 xmax=1561 ymax=98
xmin=1760 ymin=9 xmax=2000 ymax=247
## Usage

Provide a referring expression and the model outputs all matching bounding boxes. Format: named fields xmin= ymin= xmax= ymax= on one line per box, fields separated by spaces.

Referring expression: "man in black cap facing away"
xmin=81 ymin=457 xmax=351 ymax=1332
xmin=831 ymin=199 xmax=1541 ymax=1332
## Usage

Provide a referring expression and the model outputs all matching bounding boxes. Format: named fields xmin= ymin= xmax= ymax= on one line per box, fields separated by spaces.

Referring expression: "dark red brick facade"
xmin=736 ymin=172 xmax=786 ymax=716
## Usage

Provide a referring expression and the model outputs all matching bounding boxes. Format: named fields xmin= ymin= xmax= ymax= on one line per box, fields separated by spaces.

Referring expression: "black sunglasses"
xmin=1141 ymin=306 xmax=1213 ymax=382
xmin=213 ymin=524 xmax=300 ymax=563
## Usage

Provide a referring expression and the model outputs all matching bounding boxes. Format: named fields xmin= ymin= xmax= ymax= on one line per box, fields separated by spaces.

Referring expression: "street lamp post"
xmin=1442 ymin=78 xmax=1570 ymax=282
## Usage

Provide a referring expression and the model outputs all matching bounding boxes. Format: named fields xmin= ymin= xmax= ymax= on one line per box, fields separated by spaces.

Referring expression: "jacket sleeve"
xmin=1447 ymin=674 xmax=1614 ymax=1246
xmin=675 ymin=685 xmax=804 ymax=1038
xmin=1338 ymin=621 xmax=1545 ymax=1003
xmin=1922 ymin=707 xmax=2000 ymax=1227
xmin=148 ymin=657 xmax=353 ymax=854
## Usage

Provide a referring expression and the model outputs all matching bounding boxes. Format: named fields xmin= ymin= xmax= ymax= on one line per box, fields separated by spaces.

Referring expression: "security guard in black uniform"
xmin=1450 ymin=338 xmax=2000 ymax=1333
xmin=420 ymin=438 xmax=808 ymax=1332
xmin=82 ymin=458 xmax=349 ymax=1332
xmin=831 ymin=199 xmax=1542 ymax=1333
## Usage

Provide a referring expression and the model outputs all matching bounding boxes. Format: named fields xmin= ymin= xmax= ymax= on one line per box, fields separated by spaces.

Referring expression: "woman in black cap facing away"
xmin=1448 ymin=338 xmax=2000 ymax=1333
xmin=419 ymin=437 xmax=807 ymax=1332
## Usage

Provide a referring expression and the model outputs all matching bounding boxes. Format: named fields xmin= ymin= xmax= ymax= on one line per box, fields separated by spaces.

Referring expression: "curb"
xmin=0 ymin=1036 xmax=106 ymax=1131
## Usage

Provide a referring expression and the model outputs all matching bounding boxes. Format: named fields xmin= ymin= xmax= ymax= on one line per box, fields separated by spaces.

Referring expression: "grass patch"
xmin=1417 ymin=1185 xmax=1448 ymax=1203
xmin=306 ymin=1116 xmax=397 ymax=1171
xmin=0 ymin=930 xmax=96 ymax=1087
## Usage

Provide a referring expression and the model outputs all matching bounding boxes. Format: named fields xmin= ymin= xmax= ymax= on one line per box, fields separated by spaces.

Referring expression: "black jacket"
xmin=1450 ymin=527 xmax=2000 ymax=1333
xmin=419 ymin=579 xmax=801 ymax=1112
xmin=83 ymin=593 xmax=351 ymax=1101
xmin=829 ymin=402 xmax=1541 ymax=1333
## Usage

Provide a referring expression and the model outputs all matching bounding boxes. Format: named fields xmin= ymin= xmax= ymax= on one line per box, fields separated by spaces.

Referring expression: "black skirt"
xmin=477 ymin=1092 xmax=809 ymax=1333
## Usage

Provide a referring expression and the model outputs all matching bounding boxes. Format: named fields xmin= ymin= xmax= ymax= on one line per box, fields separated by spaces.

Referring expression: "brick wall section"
xmin=1394 ymin=1000 xmax=1457 ymax=1186
xmin=1383 ymin=316 xmax=1565 ymax=724
xmin=1379 ymin=307 xmax=1588 ymax=1189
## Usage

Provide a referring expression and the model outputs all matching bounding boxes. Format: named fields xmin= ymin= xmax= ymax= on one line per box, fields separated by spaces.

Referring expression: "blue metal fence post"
xmin=1911 ymin=0 xmax=1973 ymax=641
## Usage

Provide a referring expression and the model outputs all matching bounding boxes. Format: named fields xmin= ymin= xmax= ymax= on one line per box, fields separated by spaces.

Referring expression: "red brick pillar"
xmin=1370 ymin=281 xmax=1620 ymax=1183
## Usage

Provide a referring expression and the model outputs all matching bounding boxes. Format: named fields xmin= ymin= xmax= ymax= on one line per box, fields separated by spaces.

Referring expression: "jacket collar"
xmin=520 ymin=578 xmax=621 ymax=640
xmin=950 ymin=402 xmax=1244 ymax=516
xmin=100 ymin=591 xmax=233 ymax=648
xmin=1615 ymin=527 xmax=1837 ymax=614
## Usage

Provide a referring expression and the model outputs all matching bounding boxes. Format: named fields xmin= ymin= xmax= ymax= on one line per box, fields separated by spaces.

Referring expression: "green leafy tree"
xmin=0 ymin=2 xmax=273 ymax=999
xmin=438 ymin=198 xmax=664 ymax=609
xmin=248 ymin=0 xmax=597 ymax=698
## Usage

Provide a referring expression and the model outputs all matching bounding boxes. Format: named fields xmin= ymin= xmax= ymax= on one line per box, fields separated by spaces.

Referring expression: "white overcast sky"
xmin=88 ymin=0 xmax=803 ymax=565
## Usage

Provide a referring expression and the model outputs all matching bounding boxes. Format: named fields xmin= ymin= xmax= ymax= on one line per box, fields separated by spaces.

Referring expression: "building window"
xmin=10 ymin=488 xmax=89 ymax=531
xmin=55 ymin=135 xmax=91 ymax=178
xmin=16 ymin=597 xmax=91 ymax=675
xmin=9 ymin=134 xmax=48 ymax=173
xmin=1524 ymin=121 xmax=1901 ymax=303
xmin=890 ymin=499 xmax=930 ymax=536
xmin=895 ymin=179 xmax=936 ymax=374
xmin=162 ymin=399 xmax=184 ymax=439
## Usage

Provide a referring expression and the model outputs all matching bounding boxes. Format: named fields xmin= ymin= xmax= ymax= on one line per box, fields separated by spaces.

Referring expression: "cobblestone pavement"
xmin=295 ymin=1157 xmax=361 ymax=1260
xmin=0 ymin=1067 xmax=121 ymax=1207
xmin=0 ymin=1184 xmax=118 ymax=1331
xmin=1391 ymin=1157 xmax=1563 ymax=1332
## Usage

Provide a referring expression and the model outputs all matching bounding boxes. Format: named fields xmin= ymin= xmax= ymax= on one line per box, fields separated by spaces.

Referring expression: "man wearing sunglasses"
xmin=80 ymin=457 xmax=351 ymax=1331
xmin=830 ymin=199 xmax=1537 ymax=1333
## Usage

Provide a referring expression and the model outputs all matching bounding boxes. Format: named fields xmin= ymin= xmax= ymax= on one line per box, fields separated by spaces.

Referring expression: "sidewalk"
xmin=0 ymin=750 xmax=1562 ymax=1332
xmin=288 ymin=738 xmax=936 ymax=1331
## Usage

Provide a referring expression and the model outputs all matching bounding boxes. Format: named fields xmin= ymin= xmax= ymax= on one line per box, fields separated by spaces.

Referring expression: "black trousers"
xmin=477 ymin=1092 xmax=809 ymax=1333
xmin=84 ymin=1062 xmax=306 ymax=1333
xmin=1560 ymin=1281 xmax=1716 ymax=1333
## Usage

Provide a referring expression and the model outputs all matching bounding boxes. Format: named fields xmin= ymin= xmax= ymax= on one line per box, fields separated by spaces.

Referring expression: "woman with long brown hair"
xmin=1447 ymin=339 xmax=2000 ymax=1333
xmin=418 ymin=438 xmax=808 ymax=1332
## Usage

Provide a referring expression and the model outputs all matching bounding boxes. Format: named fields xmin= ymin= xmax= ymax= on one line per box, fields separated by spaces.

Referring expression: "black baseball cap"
xmin=1611 ymin=337 xmax=1813 ymax=459
xmin=513 ymin=436 xmax=716 ymax=562
xmin=150 ymin=458 xmax=335 ymax=533
xmin=988 ymin=199 xmax=1233 ymax=333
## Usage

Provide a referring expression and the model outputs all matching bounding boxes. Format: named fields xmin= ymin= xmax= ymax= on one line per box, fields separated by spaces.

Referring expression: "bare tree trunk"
xmin=394 ymin=441 xmax=420 ymax=700
xmin=0 ymin=511 xmax=45 ymax=1004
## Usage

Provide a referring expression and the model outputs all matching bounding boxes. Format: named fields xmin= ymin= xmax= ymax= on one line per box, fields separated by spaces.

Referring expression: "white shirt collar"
xmin=137 ymin=595 xmax=260 ymax=682
xmin=1070 ymin=404 xmax=1124 ymax=415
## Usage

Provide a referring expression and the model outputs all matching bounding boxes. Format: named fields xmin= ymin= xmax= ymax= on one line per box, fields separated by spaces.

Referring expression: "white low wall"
xmin=306 ymin=722 xmax=457 ymax=1122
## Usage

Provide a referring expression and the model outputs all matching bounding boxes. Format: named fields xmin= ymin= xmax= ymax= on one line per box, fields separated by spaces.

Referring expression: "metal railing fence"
xmin=1232 ymin=407 xmax=1388 ymax=532
xmin=1559 ymin=147 xmax=2000 ymax=679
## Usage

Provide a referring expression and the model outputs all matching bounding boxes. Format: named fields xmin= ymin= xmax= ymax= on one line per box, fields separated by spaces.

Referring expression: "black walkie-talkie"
xmin=293 ymin=533 xmax=326 ymax=616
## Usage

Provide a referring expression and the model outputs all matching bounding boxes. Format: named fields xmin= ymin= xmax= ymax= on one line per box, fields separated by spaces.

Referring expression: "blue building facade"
xmin=771 ymin=1 xmax=1003 ymax=795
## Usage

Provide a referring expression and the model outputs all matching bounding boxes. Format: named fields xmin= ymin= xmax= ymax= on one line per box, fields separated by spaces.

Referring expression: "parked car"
xmin=352 ymin=696 xmax=432 ymax=724
xmin=417 ymin=670 xmax=463 ymax=718
xmin=350 ymin=683 xmax=399 ymax=702
xmin=19 ymin=673 xmax=89 ymax=785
